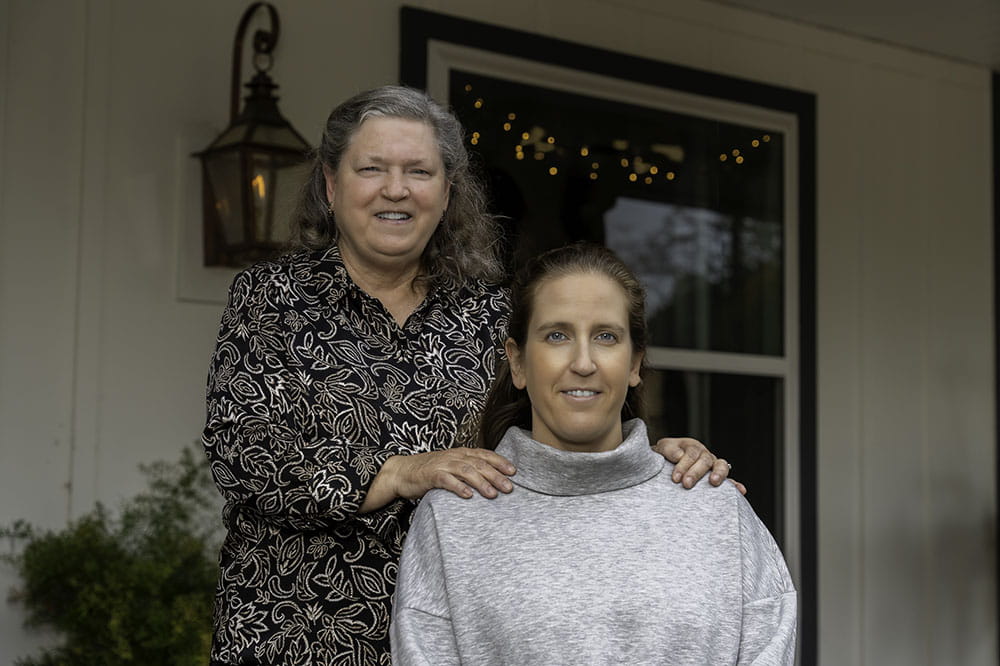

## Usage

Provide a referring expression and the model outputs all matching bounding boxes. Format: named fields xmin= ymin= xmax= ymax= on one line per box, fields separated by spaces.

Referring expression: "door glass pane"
xmin=449 ymin=69 xmax=785 ymax=355
xmin=644 ymin=368 xmax=785 ymax=544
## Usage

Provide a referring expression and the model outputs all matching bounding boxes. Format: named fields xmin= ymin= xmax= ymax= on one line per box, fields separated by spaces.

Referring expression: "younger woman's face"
xmin=506 ymin=271 xmax=642 ymax=453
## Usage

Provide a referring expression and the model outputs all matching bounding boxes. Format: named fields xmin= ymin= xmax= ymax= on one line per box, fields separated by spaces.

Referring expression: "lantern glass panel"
xmin=249 ymin=151 xmax=309 ymax=246
xmin=204 ymin=150 xmax=246 ymax=246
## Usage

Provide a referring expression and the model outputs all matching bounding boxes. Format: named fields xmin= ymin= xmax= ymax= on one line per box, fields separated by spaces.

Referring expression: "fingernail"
xmin=711 ymin=473 xmax=720 ymax=483
xmin=684 ymin=476 xmax=694 ymax=487
xmin=672 ymin=471 xmax=681 ymax=482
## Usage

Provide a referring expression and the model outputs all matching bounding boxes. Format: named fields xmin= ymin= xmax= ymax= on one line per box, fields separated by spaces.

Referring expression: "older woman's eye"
xmin=596 ymin=332 xmax=619 ymax=342
xmin=545 ymin=331 xmax=568 ymax=342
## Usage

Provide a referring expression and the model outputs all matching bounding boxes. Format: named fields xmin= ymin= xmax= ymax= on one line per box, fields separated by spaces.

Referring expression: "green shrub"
xmin=1 ymin=445 xmax=220 ymax=665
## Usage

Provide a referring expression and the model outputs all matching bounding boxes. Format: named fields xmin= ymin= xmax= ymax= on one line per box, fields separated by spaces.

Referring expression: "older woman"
xmin=202 ymin=86 xmax=732 ymax=666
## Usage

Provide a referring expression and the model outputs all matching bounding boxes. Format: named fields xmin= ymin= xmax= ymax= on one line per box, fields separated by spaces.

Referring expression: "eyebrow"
xmin=357 ymin=154 xmax=435 ymax=167
xmin=534 ymin=321 xmax=628 ymax=334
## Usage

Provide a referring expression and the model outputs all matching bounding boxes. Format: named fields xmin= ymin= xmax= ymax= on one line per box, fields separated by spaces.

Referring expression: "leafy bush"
xmin=1 ymin=445 xmax=221 ymax=665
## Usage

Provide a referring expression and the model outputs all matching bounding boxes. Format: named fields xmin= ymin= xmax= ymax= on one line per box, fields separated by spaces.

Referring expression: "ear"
xmin=628 ymin=351 xmax=643 ymax=388
xmin=505 ymin=338 xmax=526 ymax=389
xmin=322 ymin=163 xmax=336 ymax=208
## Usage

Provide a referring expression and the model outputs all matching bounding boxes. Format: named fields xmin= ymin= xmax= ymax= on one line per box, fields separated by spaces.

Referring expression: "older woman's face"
xmin=325 ymin=116 xmax=450 ymax=274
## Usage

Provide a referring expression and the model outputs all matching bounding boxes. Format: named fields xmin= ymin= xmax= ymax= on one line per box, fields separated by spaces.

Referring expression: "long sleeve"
xmin=203 ymin=267 xmax=398 ymax=530
xmin=736 ymin=495 xmax=798 ymax=665
xmin=390 ymin=500 xmax=461 ymax=666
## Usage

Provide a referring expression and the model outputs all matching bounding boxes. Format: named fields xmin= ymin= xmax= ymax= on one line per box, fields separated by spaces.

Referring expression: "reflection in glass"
xmin=605 ymin=198 xmax=783 ymax=355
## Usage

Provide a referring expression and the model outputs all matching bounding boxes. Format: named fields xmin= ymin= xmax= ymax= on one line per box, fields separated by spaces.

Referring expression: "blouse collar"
xmin=496 ymin=419 xmax=664 ymax=496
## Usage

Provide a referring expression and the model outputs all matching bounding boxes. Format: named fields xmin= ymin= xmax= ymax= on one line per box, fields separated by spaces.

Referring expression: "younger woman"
xmin=390 ymin=242 xmax=796 ymax=665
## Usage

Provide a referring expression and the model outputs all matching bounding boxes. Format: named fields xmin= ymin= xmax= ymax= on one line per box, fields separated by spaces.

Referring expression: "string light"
xmin=457 ymin=83 xmax=778 ymax=185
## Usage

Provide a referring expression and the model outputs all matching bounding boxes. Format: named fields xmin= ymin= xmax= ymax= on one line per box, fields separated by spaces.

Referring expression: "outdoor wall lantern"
xmin=195 ymin=2 xmax=310 ymax=267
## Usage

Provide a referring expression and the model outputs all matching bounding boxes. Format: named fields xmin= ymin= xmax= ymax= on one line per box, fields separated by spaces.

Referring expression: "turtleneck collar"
xmin=495 ymin=419 xmax=665 ymax=496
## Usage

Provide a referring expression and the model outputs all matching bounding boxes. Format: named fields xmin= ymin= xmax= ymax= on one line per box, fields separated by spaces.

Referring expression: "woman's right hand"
xmin=360 ymin=448 xmax=516 ymax=513
xmin=387 ymin=449 xmax=516 ymax=501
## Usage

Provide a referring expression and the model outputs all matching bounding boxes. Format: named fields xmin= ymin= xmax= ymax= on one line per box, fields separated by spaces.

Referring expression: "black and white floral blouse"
xmin=202 ymin=245 xmax=508 ymax=665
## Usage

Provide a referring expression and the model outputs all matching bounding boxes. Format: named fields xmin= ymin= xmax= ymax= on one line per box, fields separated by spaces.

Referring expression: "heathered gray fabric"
xmin=390 ymin=419 xmax=797 ymax=665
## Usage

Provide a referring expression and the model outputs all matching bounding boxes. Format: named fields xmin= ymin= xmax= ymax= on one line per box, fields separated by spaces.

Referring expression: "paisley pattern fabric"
xmin=202 ymin=245 xmax=508 ymax=665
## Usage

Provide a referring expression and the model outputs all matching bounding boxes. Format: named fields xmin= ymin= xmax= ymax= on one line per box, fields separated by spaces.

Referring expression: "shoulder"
xmin=449 ymin=278 xmax=510 ymax=314
xmin=226 ymin=249 xmax=331 ymax=305
xmin=649 ymin=463 xmax=747 ymax=520
xmin=417 ymin=487 xmax=516 ymax=526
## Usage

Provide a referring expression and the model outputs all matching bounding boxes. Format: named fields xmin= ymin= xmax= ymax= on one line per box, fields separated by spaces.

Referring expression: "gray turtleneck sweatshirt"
xmin=390 ymin=419 xmax=796 ymax=665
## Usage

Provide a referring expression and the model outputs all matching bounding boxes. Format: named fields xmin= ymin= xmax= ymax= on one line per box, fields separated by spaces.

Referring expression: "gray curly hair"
xmin=291 ymin=85 xmax=505 ymax=285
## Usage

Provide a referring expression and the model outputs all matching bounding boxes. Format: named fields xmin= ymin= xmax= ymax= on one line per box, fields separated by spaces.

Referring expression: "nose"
xmin=569 ymin=342 xmax=597 ymax=375
xmin=381 ymin=171 xmax=409 ymax=201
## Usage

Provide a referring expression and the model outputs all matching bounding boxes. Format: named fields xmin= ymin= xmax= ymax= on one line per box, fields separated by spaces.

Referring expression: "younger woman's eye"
xmin=545 ymin=331 xmax=567 ymax=342
xmin=596 ymin=332 xmax=618 ymax=342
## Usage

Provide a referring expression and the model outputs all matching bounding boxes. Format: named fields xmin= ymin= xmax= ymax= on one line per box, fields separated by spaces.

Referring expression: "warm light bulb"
xmin=548 ymin=167 xmax=558 ymax=175
xmin=580 ymin=147 xmax=590 ymax=157
xmin=251 ymin=174 xmax=266 ymax=198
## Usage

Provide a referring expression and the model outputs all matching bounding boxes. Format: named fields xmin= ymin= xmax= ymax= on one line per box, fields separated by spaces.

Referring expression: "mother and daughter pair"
xmin=390 ymin=242 xmax=797 ymax=665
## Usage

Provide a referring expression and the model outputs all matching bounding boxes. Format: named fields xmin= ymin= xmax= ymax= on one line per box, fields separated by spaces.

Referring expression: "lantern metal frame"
xmin=194 ymin=2 xmax=310 ymax=267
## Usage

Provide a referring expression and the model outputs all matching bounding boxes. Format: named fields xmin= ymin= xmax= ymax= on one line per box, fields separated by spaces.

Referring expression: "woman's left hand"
xmin=652 ymin=437 xmax=747 ymax=495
